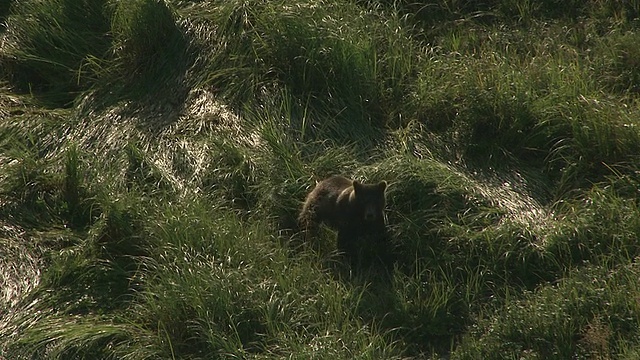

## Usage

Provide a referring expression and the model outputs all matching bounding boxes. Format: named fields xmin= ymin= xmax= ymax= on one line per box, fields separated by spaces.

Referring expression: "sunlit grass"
xmin=3 ymin=0 xmax=640 ymax=358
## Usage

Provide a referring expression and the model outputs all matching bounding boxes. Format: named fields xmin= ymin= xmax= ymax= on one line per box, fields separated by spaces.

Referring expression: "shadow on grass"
xmin=0 ymin=0 xmax=112 ymax=108
xmin=81 ymin=1 xmax=194 ymax=132
xmin=0 ymin=0 xmax=12 ymax=32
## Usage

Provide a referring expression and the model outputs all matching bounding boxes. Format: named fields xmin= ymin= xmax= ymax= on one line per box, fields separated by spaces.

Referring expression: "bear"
xmin=298 ymin=175 xmax=390 ymax=268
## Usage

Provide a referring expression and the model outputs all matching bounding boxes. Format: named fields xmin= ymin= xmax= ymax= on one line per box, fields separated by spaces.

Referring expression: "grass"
xmin=3 ymin=0 xmax=640 ymax=358
xmin=0 ymin=0 xmax=112 ymax=107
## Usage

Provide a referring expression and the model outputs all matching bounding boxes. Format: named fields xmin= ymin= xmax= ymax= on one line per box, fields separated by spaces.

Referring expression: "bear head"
xmin=351 ymin=180 xmax=387 ymax=224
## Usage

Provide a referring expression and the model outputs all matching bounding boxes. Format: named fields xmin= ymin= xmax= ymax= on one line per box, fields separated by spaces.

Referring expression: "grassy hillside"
xmin=2 ymin=0 xmax=640 ymax=358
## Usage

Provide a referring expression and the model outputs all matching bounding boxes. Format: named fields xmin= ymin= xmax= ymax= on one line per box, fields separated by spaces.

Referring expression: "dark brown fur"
xmin=298 ymin=175 xmax=389 ymax=266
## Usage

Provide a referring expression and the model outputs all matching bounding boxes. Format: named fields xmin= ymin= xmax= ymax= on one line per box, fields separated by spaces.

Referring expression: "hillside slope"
xmin=2 ymin=0 xmax=640 ymax=358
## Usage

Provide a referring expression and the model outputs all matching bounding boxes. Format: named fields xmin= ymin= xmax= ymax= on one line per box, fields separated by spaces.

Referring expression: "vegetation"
xmin=2 ymin=0 xmax=640 ymax=358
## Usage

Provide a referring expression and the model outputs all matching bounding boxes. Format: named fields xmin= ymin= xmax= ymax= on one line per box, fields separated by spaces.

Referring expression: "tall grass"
xmin=3 ymin=0 xmax=640 ymax=358
xmin=0 ymin=0 xmax=111 ymax=107
xmin=186 ymin=0 xmax=418 ymax=145
xmin=453 ymin=262 xmax=640 ymax=359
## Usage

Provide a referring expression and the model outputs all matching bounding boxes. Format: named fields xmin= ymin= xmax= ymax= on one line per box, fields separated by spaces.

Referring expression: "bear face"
xmin=351 ymin=180 xmax=387 ymax=225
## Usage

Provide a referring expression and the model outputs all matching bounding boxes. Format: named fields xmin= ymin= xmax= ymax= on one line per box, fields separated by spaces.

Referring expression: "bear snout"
xmin=363 ymin=207 xmax=380 ymax=222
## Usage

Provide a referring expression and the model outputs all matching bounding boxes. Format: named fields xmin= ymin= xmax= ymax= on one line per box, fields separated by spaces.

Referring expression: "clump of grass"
xmin=394 ymin=0 xmax=638 ymax=27
xmin=100 ymin=0 xmax=191 ymax=105
xmin=542 ymin=97 xmax=640 ymax=194
xmin=0 ymin=0 xmax=112 ymax=107
xmin=0 ymin=123 xmax=100 ymax=229
xmin=595 ymin=31 xmax=640 ymax=94
xmin=110 ymin=0 xmax=176 ymax=74
xmin=412 ymin=18 xmax=640 ymax=198
xmin=189 ymin=0 xmax=417 ymax=143
xmin=452 ymin=262 xmax=640 ymax=359
xmin=62 ymin=143 xmax=96 ymax=229
xmin=3 ymin=310 xmax=164 ymax=360
xmin=0 ymin=145 xmax=61 ymax=227
xmin=0 ymin=233 xmax=42 ymax=311
xmin=1 ymin=190 xmax=155 ymax=358
xmin=125 ymin=143 xmax=174 ymax=195
xmin=543 ymin=184 xmax=640 ymax=268
xmin=200 ymin=137 xmax=260 ymax=213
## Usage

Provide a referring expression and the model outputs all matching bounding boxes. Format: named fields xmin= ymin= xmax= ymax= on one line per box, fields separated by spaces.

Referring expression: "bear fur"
xmin=298 ymin=175 xmax=390 ymax=267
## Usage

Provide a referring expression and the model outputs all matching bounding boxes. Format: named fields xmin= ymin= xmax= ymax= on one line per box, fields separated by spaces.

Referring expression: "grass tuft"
xmin=0 ymin=0 xmax=111 ymax=107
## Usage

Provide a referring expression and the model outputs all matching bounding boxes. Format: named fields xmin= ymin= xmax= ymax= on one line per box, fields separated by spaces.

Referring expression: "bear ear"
xmin=352 ymin=180 xmax=362 ymax=193
xmin=378 ymin=180 xmax=387 ymax=192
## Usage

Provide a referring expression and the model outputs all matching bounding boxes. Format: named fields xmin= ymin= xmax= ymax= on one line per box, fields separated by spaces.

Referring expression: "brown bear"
xmin=298 ymin=175 xmax=390 ymax=268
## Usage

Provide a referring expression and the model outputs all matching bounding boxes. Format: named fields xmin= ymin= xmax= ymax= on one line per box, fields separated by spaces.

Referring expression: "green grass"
xmin=0 ymin=0 xmax=112 ymax=107
xmin=3 ymin=0 xmax=640 ymax=358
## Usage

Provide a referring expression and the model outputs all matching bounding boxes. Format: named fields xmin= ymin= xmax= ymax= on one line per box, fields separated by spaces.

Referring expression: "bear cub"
xmin=298 ymin=175 xmax=389 ymax=267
